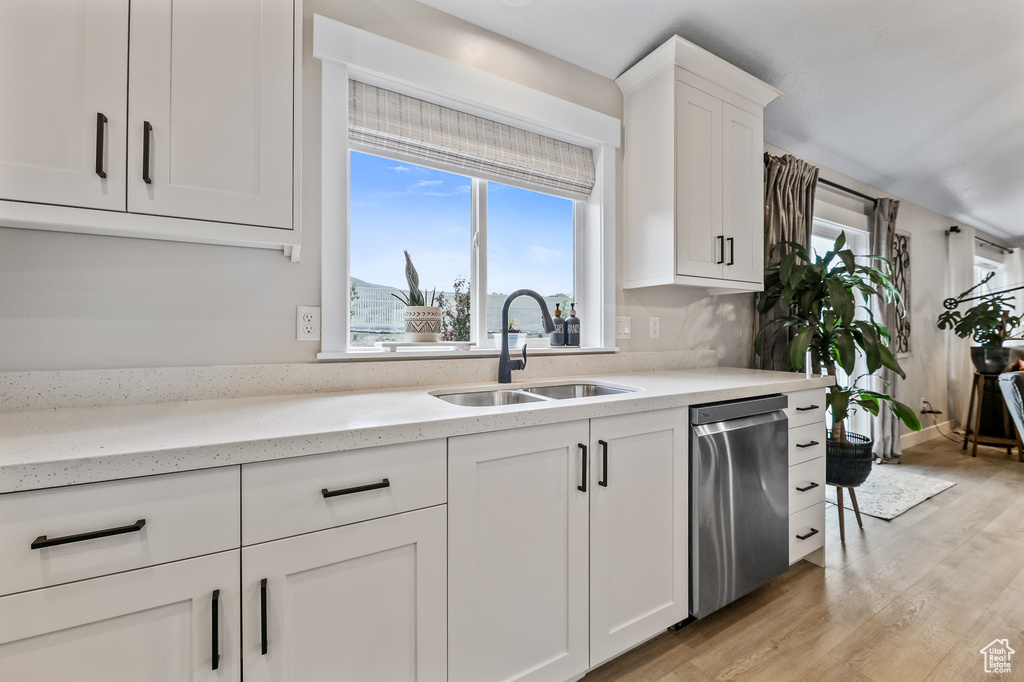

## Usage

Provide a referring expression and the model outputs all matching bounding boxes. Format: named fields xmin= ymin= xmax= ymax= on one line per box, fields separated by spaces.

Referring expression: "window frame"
xmin=313 ymin=16 xmax=620 ymax=359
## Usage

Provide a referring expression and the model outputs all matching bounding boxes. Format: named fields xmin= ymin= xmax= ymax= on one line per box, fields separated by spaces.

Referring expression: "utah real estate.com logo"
xmin=980 ymin=639 xmax=1014 ymax=674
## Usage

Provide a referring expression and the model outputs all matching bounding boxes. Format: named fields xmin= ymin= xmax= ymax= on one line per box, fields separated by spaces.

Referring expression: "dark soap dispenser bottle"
xmin=550 ymin=304 xmax=566 ymax=346
xmin=565 ymin=303 xmax=580 ymax=347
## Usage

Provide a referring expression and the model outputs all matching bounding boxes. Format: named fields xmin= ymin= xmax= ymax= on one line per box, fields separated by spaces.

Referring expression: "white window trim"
xmin=312 ymin=15 xmax=620 ymax=359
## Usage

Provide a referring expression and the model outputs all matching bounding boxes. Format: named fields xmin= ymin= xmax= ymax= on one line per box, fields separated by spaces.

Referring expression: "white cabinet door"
xmin=242 ymin=506 xmax=447 ymax=682
xmin=675 ymin=80 xmax=723 ymax=280
xmin=0 ymin=550 xmax=240 ymax=682
xmin=448 ymin=421 xmax=591 ymax=682
xmin=128 ymin=0 xmax=292 ymax=228
xmin=722 ymin=102 xmax=764 ymax=284
xmin=0 ymin=0 xmax=128 ymax=210
xmin=589 ymin=408 xmax=688 ymax=666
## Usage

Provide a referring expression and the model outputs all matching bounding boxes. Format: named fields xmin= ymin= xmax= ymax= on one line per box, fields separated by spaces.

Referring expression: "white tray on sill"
xmin=376 ymin=341 xmax=476 ymax=352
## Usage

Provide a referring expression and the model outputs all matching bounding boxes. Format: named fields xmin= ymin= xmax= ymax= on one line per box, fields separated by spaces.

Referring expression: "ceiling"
xmin=417 ymin=0 xmax=1024 ymax=243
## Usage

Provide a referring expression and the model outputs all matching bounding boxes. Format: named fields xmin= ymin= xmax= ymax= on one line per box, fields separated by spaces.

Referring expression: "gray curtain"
xmin=754 ymin=153 xmax=820 ymax=370
xmin=871 ymin=197 xmax=903 ymax=461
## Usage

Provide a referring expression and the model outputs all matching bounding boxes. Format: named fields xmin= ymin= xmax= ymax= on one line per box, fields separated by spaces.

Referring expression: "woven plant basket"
xmin=825 ymin=432 xmax=873 ymax=487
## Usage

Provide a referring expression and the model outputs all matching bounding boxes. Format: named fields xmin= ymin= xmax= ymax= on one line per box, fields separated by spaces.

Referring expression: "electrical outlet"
xmin=296 ymin=306 xmax=321 ymax=341
xmin=921 ymin=397 xmax=927 ymax=413
xmin=650 ymin=316 xmax=660 ymax=339
xmin=615 ymin=316 xmax=631 ymax=339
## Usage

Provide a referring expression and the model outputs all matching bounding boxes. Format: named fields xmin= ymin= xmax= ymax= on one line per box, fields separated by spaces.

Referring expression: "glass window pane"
xmin=348 ymin=151 xmax=471 ymax=347
xmin=486 ymin=182 xmax=574 ymax=342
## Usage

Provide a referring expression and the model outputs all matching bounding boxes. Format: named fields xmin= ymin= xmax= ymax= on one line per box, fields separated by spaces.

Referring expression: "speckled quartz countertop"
xmin=0 ymin=367 xmax=831 ymax=494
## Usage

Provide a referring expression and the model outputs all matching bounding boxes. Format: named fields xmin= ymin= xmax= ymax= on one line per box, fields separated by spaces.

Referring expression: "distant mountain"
xmin=351 ymin=277 xmax=398 ymax=289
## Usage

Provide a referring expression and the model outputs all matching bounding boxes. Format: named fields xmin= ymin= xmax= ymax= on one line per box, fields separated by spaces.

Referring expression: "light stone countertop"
xmin=0 ymin=367 xmax=832 ymax=494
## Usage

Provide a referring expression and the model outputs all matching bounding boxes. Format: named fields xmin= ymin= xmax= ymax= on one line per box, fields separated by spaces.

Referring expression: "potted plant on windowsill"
xmin=937 ymin=273 xmax=1023 ymax=374
xmin=391 ymin=250 xmax=440 ymax=342
xmin=756 ymin=233 xmax=921 ymax=482
xmin=506 ymin=318 xmax=522 ymax=348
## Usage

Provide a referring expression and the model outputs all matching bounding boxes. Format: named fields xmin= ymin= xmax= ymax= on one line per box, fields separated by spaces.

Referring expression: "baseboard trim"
xmin=901 ymin=421 xmax=952 ymax=449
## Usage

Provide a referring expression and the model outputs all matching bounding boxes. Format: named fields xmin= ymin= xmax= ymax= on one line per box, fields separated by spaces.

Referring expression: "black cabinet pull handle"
xmin=716 ymin=235 xmax=725 ymax=264
xmin=796 ymin=441 xmax=819 ymax=449
xmin=31 ymin=518 xmax=145 ymax=550
xmin=95 ymin=112 xmax=107 ymax=178
xmin=727 ymin=237 xmax=735 ymax=265
xmin=322 ymin=478 xmax=390 ymax=498
xmin=578 ymin=443 xmax=588 ymax=492
xmin=260 ymin=578 xmax=268 ymax=655
xmin=796 ymin=481 xmax=820 ymax=492
xmin=598 ymin=440 xmax=609 ymax=487
xmin=142 ymin=121 xmax=153 ymax=184
xmin=796 ymin=528 xmax=819 ymax=540
xmin=795 ymin=405 xmax=819 ymax=412
xmin=211 ymin=589 xmax=220 ymax=670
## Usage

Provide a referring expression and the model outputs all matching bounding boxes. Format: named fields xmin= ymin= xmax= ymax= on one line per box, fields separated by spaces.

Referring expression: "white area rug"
xmin=825 ymin=464 xmax=956 ymax=520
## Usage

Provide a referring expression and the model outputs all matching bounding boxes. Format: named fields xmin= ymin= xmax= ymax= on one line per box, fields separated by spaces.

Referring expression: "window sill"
xmin=317 ymin=346 xmax=619 ymax=362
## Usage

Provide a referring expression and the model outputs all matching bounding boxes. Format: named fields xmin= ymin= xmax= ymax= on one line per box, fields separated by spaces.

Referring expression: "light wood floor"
xmin=584 ymin=434 xmax=1024 ymax=682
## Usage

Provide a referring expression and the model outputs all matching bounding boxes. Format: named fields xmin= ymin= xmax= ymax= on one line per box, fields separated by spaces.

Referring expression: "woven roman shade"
xmin=348 ymin=80 xmax=596 ymax=198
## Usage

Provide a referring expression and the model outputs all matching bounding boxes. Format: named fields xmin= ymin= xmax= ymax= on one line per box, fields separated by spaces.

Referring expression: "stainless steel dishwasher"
xmin=690 ymin=394 xmax=789 ymax=619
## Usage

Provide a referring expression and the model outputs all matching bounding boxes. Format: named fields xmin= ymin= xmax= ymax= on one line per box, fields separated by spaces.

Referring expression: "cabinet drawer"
xmin=0 ymin=467 xmax=239 ymax=597
xmin=789 ymin=423 xmax=826 ymax=466
xmin=784 ymin=389 xmax=827 ymax=428
xmin=789 ymin=457 xmax=825 ymax=513
xmin=242 ymin=439 xmax=446 ymax=546
xmin=789 ymin=502 xmax=825 ymax=564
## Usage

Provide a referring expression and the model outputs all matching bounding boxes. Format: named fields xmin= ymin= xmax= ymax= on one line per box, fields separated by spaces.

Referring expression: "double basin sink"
xmin=434 ymin=382 xmax=635 ymax=407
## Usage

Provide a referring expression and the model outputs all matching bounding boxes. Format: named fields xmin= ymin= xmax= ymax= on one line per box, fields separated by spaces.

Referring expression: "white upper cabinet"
xmin=128 ymin=0 xmax=293 ymax=228
xmin=0 ymin=0 xmax=298 ymax=256
xmin=0 ymin=0 xmax=129 ymax=211
xmin=617 ymin=35 xmax=780 ymax=292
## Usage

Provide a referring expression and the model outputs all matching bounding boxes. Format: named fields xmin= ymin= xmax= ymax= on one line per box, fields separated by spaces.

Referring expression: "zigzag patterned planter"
xmin=404 ymin=306 xmax=442 ymax=342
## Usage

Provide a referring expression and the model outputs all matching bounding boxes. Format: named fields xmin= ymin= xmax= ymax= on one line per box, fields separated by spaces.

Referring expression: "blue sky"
xmin=349 ymin=151 xmax=573 ymax=297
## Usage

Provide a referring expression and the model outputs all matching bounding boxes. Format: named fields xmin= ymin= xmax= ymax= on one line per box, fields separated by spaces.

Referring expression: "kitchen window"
xmin=348 ymin=151 xmax=576 ymax=349
xmin=313 ymin=17 xmax=619 ymax=358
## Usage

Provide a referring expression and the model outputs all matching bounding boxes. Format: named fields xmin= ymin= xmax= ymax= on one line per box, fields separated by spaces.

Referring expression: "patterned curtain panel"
xmin=348 ymin=80 xmax=596 ymax=199
xmin=871 ymin=198 xmax=903 ymax=461
xmin=754 ymin=153 xmax=820 ymax=371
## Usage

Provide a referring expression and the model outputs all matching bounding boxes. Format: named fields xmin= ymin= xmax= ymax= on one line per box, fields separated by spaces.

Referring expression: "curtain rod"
xmin=816 ymin=177 xmax=878 ymax=204
xmin=948 ymin=225 xmax=1014 ymax=254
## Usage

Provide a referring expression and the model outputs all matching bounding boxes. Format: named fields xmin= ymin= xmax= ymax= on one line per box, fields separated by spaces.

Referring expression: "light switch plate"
xmin=615 ymin=316 xmax=631 ymax=339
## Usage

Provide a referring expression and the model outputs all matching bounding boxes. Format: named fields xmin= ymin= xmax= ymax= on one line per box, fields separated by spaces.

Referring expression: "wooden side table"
xmin=963 ymin=372 xmax=1023 ymax=460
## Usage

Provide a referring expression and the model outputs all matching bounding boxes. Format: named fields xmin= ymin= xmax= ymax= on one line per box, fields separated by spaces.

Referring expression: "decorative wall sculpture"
xmin=891 ymin=230 xmax=911 ymax=356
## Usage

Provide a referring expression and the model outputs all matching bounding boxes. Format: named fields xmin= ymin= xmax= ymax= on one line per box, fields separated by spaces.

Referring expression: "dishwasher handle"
xmin=690 ymin=395 xmax=788 ymax=424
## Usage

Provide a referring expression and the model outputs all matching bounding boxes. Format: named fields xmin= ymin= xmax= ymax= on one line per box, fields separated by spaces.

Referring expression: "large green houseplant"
xmin=937 ymin=273 xmax=1022 ymax=373
xmin=756 ymin=232 xmax=921 ymax=443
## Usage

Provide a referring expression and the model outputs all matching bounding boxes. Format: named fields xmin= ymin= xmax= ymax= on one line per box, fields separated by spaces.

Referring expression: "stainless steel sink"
xmin=433 ymin=389 xmax=549 ymax=406
xmin=433 ymin=382 xmax=636 ymax=406
xmin=523 ymin=383 xmax=634 ymax=399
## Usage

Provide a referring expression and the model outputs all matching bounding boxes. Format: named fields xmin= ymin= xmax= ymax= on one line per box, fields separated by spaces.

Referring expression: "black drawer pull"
xmin=322 ymin=478 xmax=390 ymax=498
xmin=95 ymin=112 xmax=107 ymax=178
xmin=578 ymin=443 xmax=588 ymax=492
xmin=211 ymin=589 xmax=220 ymax=670
xmin=142 ymin=121 xmax=153 ymax=184
xmin=796 ymin=441 xmax=820 ymax=449
xmin=796 ymin=482 xmax=820 ymax=492
xmin=598 ymin=440 xmax=609 ymax=487
xmin=796 ymin=528 xmax=819 ymax=540
xmin=795 ymin=405 xmax=820 ymax=412
xmin=726 ymin=237 xmax=735 ymax=265
xmin=716 ymin=235 xmax=725 ymax=265
xmin=31 ymin=518 xmax=146 ymax=550
xmin=260 ymin=578 xmax=268 ymax=655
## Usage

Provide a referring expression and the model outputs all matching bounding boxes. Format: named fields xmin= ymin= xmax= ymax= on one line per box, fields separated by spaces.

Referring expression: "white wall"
xmin=0 ymin=0 xmax=968 ymax=404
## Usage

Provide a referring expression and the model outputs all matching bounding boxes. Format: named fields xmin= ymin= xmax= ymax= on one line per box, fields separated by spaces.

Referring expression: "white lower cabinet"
xmin=589 ymin=409 xmax=688 ymax=666
xmin=448 ymin=410 xmax=688 ymax=682
xmin=241 ymin=503 xmax=447 ymax=682
xmin=786 ymin=388 xmax=827 ymax=565
xmin=0 ymin=550 xmax=241 ymax=681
